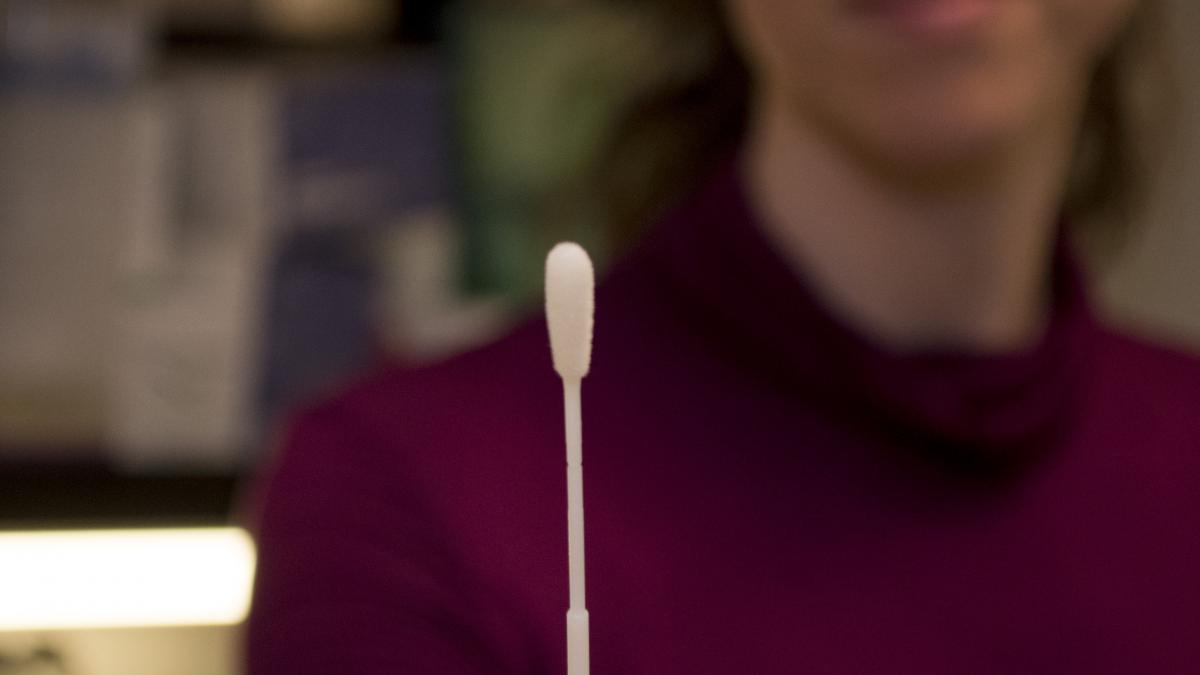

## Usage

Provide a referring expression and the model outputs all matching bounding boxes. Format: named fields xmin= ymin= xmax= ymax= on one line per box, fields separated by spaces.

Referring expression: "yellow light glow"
xmin=0 ymin=527 xmax=256 ymax=631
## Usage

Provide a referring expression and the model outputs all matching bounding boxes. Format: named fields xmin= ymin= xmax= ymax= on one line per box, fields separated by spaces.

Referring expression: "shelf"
xmin=0 ymin=461 xmax=242 ymax=530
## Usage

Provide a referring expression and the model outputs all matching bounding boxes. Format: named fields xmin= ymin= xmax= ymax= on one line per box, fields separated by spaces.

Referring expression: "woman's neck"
xmin=742 ymin=91 xmax=1080 ymax=354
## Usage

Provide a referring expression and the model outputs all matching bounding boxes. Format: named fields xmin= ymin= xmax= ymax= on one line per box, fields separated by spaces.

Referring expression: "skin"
xmin=725 ymin=0 xmax=1140 ymax=352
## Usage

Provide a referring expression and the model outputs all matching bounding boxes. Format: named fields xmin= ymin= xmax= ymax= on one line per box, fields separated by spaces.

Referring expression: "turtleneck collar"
xmin=642 ymin=158 xmax=1098 ymax=463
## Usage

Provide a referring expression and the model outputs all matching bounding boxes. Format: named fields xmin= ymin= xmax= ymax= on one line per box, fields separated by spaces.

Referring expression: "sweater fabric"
xmin=246 ymin=162 xmax=1200 ymax=674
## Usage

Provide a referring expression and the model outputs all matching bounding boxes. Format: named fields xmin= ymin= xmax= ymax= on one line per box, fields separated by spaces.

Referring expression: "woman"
xmin=246 ymin=1 xmax=1200 ymax=672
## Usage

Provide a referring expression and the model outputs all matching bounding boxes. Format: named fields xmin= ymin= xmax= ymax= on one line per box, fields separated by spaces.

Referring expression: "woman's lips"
xmin=851 ymin=0 xmax=999 ymax=38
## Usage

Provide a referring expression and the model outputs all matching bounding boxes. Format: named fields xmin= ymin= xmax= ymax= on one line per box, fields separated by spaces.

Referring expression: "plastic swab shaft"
xmin=565 ymin=377 xmax=588 ymax=675
xmin=565 ymin=378 xmax=585 ymax=608
xmin=545 ymin=242 xmax=594 ymax=675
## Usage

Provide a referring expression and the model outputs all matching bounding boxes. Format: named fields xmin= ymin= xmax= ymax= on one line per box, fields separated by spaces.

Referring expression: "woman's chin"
xmin=817 ymin=66 xmax=1055 ymax=182
xmin=851 ymin=110 xmax=1034 ymax=187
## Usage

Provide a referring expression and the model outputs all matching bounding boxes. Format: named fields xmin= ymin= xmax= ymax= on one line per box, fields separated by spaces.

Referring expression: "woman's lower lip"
xmin=852 ymin=0 xmax=998 ymax=38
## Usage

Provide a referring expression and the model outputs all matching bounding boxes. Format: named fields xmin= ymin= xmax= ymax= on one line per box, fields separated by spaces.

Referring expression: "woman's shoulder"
xmin=1095 ymin=320 xmax=1200 ymax=384
xmin=247 ymin=320 xmax=562 ymax=673
xmin=1090 ymin=320 xmax=1200 ymax=443
xmin=289 ymin=316 xmax=560 ymax=452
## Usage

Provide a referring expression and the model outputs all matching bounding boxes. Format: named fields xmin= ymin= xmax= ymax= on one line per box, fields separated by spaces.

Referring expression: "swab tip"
xmin=545 ymin=243 xmax=595 ymax=379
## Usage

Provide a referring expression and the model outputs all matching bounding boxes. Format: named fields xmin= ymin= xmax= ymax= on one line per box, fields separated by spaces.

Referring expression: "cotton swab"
xmin=545 ymin=242 xmax=595 ymax=675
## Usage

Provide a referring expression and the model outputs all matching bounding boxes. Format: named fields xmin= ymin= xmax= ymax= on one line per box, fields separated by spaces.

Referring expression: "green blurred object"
xmin=451 ymin=2 xmax=657 ymax=300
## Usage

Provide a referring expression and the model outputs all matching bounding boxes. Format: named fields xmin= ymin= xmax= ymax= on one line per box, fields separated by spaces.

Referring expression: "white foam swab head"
xmin=545 ymin=241 xmax=594 ymax=675
xmin=545 ymin=242 xmax=595 ymax=380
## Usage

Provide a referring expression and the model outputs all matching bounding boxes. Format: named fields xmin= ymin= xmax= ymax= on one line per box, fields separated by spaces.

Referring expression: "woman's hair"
xmin=596 ymin=0 xmax=1175 ymax=253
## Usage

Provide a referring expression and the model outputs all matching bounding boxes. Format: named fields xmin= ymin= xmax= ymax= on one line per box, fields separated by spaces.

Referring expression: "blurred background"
xmin=0 ymin=0 xmax=1196 ymax=672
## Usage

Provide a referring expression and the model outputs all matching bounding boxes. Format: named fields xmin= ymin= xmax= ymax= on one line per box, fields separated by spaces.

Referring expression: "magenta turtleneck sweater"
xmin=246 ymin=162 xmax=1200 ymax=674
